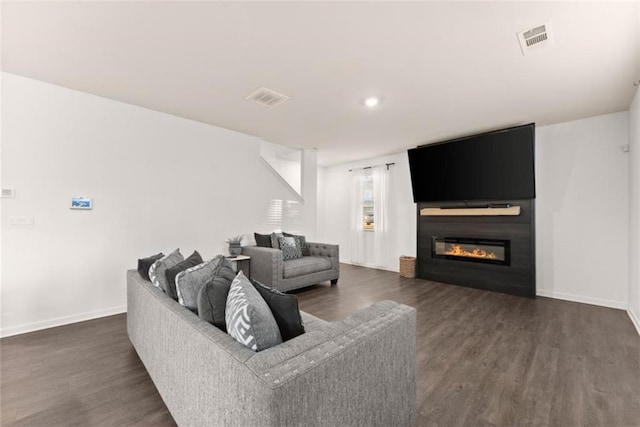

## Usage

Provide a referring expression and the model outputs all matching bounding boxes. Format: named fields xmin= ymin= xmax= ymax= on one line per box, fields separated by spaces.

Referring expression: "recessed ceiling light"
xmin=364 ymin=96 xmax=380 ymax=108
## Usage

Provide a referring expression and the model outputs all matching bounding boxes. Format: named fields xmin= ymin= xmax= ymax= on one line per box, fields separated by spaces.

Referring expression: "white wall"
xmin=319 ymin=113 xmax=630 ymax=308
xmin=317 ymin=165 xmax=326 ymax=241
xmin=301 ymin=149 xmax=318 ymax=238
xmin=629 ymin=86 xmax=640 ymax=334
xmin=536 ymin=112 xmax=629 ymax=308
xmin=318 ymin=152 xmax=416 ymax=271
xmin=1 ymin=73 xmax=316 ymax=337
xmin=259 ymin=140 xmax=302 ymax=196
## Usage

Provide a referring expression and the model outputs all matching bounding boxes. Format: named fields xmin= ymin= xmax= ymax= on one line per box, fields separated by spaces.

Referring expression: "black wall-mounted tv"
xmin=408 ymin=124 xmax=536 ymax=203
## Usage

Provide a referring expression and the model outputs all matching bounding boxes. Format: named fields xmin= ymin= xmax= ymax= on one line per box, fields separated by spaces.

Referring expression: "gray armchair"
xmin=242 ymin=242 xmax=339 ymax=292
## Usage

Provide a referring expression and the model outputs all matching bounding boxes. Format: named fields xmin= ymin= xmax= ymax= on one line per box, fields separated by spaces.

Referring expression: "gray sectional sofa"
xmin=242 ymin=242 xmax=339 ymax=292
xmin=127 ymin=270 xmax=417 ymax=426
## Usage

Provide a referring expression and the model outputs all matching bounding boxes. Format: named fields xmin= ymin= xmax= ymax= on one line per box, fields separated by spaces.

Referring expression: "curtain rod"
xmin=348 ymin=162 xmax=395 ymax=172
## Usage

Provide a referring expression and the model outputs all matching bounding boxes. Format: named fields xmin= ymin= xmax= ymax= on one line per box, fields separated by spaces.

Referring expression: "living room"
xmin=2 ymin=1 xmax=640 ymax=426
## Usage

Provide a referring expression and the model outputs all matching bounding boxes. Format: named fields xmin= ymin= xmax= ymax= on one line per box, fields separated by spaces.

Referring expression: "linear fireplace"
xmin=432 ymin=237 xmax=510 ymax=266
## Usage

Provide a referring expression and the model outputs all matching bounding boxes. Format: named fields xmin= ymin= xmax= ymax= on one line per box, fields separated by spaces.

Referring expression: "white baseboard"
xmin=340 ymin=259 xmax=400 ymax=273
xmin=628 ymin=307 xmax=640 ymax=336
xmin=340 ymin=263 xmax=630 ymax=311
xmin=536 ymin=289 xmax=627 ymax=310
xmin=1 ymin=305 xmax=126 ymax=338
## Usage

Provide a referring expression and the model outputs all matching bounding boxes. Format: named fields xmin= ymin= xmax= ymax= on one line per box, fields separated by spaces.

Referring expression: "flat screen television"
xmin=408 ymin=124 xmax=535 ymax=203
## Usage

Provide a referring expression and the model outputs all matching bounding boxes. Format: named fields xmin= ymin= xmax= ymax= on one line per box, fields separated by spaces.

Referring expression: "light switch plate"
xmin=9 ymin=216 xmax=34 ymax=228
xmin=2 ymin=188 xmax=15 ymax=198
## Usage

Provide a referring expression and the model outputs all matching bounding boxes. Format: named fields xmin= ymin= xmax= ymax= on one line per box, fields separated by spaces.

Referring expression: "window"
xmin=362 ymin=174 xmax=374 ymax=230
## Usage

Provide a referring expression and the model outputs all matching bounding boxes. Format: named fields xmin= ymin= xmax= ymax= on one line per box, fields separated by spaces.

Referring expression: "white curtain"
xmin=349 ymin=168 xmax=366 ymax=264
xmin=372 ymin=165 xmax=393 ymax=268
xmin=349 ymin=165 xmax=396 ymax=268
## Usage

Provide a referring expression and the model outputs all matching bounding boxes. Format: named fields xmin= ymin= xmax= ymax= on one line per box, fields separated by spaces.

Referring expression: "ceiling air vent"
xmin=517 ymin=23 xmax=552 ymax=55
xmin=246 ymin=87 xmax=290 ymax=108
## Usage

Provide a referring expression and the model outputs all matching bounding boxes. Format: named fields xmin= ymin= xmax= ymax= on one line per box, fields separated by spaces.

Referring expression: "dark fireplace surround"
xmin=417 ymin=199 xmax=535 ymax=298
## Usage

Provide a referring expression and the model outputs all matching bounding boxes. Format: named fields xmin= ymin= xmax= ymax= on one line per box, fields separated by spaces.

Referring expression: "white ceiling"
xmin=3 ymin=1 xmax=639 ymax=165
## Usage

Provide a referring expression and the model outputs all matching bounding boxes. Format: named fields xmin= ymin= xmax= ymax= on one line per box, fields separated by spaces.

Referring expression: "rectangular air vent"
xmin=2 ymin=188 xmax=15 ymax=198
xmin=517 ymin=23 xmax=552 ymax=55
xmin=246 ymin=87 xmax=290 ymax=108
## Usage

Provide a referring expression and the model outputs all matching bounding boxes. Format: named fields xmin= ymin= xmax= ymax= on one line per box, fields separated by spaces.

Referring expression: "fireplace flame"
xmin=445 ymin=244 xmax=497 ymax=259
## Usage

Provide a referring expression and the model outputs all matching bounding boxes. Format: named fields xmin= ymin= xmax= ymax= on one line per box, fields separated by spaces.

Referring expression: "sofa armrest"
xmin=246 ymin=300 xmax=417 ymax=426
xmin=307 ymin=242 xmax=339 ymax=273
xmin=241 ymin=246 xmax=283 ymax=287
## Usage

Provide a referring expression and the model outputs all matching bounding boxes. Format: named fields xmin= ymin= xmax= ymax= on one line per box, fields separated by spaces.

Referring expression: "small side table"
xmin=226 ymin=254 xmax=251 ymax=279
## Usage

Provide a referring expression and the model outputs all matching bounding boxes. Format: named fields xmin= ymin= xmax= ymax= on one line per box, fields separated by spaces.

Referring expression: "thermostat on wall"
xmin=2 ymin=188 xmax=15 ymax=198
xmin=71 ymin=197 xmax=93 ymax=210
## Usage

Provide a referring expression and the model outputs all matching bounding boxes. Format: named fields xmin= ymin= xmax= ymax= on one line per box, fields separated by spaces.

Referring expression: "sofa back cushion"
xmin=226 ymin=272 xmax=282 ymax=351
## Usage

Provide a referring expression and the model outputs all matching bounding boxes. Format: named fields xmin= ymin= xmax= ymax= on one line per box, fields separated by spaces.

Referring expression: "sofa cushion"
xmin=226 ymin=272 xmax=282 ymax=351
xmin=164 ymin=251 xmax=203 ymax=300
xmin=137 ymin=252 xmax=164 ymax=281
xmin=197 ymin=275 xmax=233 ymax=332
xmin=254 ymin=232 xmax=272 ymax=248
xmin=149 ymin=249 xmax=184 ymax=292
xmin=176 ymin=255 xmax=229 ymax=311
xmin=283 ymin=256 xmax=332 ymax=279
xmin=252 ymin=280 xmax=305 ymax=341
xmin=278 ymin=236 xmax=303 ymax=260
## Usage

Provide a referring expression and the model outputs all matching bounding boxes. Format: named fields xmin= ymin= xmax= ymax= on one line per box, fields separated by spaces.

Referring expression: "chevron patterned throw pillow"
xmin=225 ymin=271 xmax=282 ymax=351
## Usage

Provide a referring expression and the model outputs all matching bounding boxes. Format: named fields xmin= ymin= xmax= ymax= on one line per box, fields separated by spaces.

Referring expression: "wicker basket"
xmin=399 ymin=256 xmax=416 ymax=278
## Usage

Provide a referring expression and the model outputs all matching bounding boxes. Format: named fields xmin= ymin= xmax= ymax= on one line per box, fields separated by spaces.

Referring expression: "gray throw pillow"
xmin=137 ymin=253 xmax=164 ymax=281
xmin=252 ymin=280 xmax=305 ymax=341
xmin=164 ymin=251 xmax=203 ymax=300
xmin=254 ymin=232 xmax=272 ymax=248
xmin=176 ymin=257 xmax=217 ymax=311
xmin=283 ymin=232 xmax=309 ymax=256
xmin=197 ymin=276 xmax=233 ymax=332
xmin=149 ymin=249 xmax=184 ymax=292
xmin=226 ymin=271 xmax=282 ymax=351
xmin=177 ymin=255 xmax=235 ymax=312
xmin=278 ymin=236 xmax=303 ymax=260
xmin=211 ymin=256 xmax=238 ymax=283
xmin=270 ymin=232 xmax=284 ymax=249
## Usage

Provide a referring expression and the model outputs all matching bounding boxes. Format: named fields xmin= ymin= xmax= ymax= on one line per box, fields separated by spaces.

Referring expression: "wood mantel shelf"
xmin=420 ymin=206 xmax=521 ymax=216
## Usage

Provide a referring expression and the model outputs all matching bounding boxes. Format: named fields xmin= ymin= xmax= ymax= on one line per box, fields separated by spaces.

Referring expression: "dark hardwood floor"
xmin=2 ymin=264 xmax=639 ymax=426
